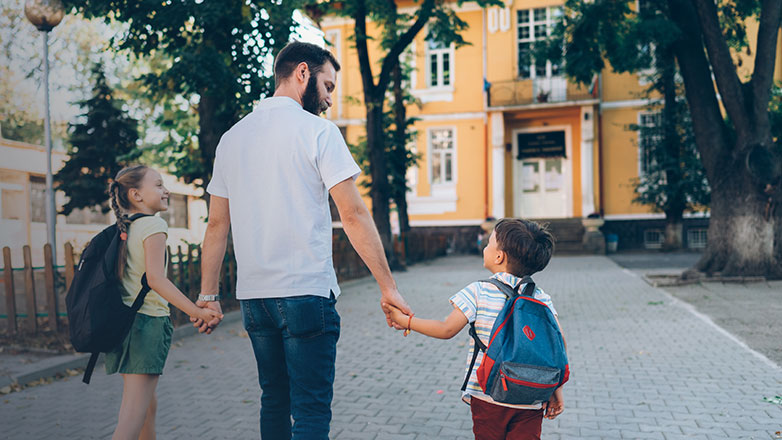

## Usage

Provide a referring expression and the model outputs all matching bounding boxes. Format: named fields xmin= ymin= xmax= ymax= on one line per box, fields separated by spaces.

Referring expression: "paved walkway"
xmin=1 ymin=255 xmax=780 ymax=439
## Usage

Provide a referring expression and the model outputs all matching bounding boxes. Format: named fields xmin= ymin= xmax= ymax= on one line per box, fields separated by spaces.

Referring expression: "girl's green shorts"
xmin=105 ymin=313 xmax=173 ymax=375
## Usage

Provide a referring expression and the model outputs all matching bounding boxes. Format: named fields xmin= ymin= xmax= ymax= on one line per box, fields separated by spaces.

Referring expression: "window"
xmin=429 ymin=128 xmax=455 ymax=185
xmin=517 ymin=7 xmax=563 ymax=79
xmin=29 ymin=176 xmax=46 ymax=223
xmin=426 ymin=39 xmax=452 ymax=88
xmin=66 ymin=205 xmax=110 ymax=225
xmin=1 ymin=189 xmax=25 ymax=220
xmin=406 ymin=143 xmax=419 ymax=195
xmin=687 ymin=228 xmax=708 ymax=249
xmin=160 ymin=193 xmax=188 ymax=228
xmin=643 ymin=229 xmax=663 ymax=249
xmin=638 ymin=112 xmax=662 ymax=175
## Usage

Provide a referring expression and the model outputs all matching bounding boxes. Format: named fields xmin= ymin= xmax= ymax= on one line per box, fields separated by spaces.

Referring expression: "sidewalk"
xmin=1 ymin=255 xmax=780 ymax=439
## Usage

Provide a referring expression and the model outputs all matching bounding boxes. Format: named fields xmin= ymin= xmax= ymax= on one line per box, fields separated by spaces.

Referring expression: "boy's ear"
xmin=495 ymin=249 xmax=506 ymax=265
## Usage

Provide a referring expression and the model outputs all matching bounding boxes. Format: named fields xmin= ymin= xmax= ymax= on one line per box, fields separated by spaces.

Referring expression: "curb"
xmin=0 ymin=309 xmax=242 ymax=390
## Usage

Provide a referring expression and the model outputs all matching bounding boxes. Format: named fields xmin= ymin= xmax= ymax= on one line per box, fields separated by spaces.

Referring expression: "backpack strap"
xmin=128 ymin=213 xmax=152 ymax=222
xmin=460 ymin=322 xmax=487 ymax=392
xmin=459 ymin=276 xmax=535 ymax=392
xmin=127 ymin=213 xmax=154 ymax=311
xmin=130 ymin=273 xmax=152 ymax=311
xmin=82 ymin=275 xmax=152 ymax=384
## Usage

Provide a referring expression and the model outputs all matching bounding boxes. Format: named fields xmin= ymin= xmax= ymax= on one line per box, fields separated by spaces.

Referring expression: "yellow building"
xmin=318 ymin=1 xmax=776 ymax=250
xmin=0 ymin=133 xmax=208 ymax=266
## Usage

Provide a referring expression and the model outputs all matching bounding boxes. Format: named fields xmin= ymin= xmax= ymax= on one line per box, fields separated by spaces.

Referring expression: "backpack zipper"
xmin=500 ymin=371 xmax=558 ymax=389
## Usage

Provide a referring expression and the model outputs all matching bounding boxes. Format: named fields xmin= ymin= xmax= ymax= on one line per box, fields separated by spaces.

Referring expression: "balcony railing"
xmin=487 ymin=77 xmax=595 ymax=108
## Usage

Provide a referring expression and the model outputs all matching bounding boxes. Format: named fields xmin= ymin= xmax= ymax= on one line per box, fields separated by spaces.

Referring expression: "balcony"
xmin=487 ymin=77 xmax=595 ymax=108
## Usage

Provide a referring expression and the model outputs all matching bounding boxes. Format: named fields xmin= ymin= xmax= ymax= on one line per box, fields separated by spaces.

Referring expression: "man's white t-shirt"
xmin=206 ymin=96 xmax=360 ymax=300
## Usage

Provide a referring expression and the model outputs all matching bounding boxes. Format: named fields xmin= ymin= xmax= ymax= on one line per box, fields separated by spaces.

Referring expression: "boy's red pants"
xmin=470 ymin=397 xmax=544 ymax=440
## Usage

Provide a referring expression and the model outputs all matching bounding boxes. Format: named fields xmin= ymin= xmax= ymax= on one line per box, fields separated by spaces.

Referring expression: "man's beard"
xmin=302 ymin=75 xmax=326 ymax=115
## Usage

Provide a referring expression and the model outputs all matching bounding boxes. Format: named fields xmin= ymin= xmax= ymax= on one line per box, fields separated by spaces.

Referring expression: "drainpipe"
xmin=596 ymin=72 xmax=604 ymax=216
xmin=483 ymin=7 xmax=490 ymax=219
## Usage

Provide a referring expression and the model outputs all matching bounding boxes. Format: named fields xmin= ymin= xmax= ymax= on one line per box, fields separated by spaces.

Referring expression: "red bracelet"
xmin=404 ymin=313 xmax=414 ymax=337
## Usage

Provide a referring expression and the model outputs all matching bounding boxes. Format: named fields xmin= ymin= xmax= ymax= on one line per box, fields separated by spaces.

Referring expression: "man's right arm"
xmin=194 ymin=195 xmax=230 ymax=333
xmin=329 ymin=178 xmax=412 ymax=325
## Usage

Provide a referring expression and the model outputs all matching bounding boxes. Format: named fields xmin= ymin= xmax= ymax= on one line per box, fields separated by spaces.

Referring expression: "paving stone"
xmin=1 ymin=255 xmax=780 ymax=439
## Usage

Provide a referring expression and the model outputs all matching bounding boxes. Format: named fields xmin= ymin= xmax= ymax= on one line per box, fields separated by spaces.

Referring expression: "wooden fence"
xmin=0 ymin=229 xmax=451 ymax=337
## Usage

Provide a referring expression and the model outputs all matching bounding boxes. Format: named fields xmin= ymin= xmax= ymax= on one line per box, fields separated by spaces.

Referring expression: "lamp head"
xmin=24 ymin=0 xmax=64 ymax=32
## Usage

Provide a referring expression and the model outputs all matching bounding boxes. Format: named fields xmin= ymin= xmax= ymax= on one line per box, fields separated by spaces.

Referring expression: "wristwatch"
xmin=197 ymin=294 xmax=221 ymax=302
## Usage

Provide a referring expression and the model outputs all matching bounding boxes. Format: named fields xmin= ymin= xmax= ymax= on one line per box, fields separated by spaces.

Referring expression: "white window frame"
xmin=644 ymin=228 xmax=664 ymax=249
xmin=406 ymin=142 xmax=419 ymax=197
xmin=324 ymin=29 xmax=342 ymax=120
xmin=516 ymin=6 xmax=563 ymax=80
xmin=638 ymin=111 xmax=662 ymax=176
xmin=425 ymin=38 xmax=455 ymax=89
xmin=687 ymin=228 xmax=708 ymax=249
xmin=427 ymin=127 xmax=457 ymax=189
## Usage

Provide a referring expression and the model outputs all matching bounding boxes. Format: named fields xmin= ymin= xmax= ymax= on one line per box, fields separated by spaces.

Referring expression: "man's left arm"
xmin=193 ymin=195 xmax=231 ymax=333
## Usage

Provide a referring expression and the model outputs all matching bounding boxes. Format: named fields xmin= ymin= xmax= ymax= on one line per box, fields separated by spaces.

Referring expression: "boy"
xmin=384 ymin=218 xmax=565 ymax=440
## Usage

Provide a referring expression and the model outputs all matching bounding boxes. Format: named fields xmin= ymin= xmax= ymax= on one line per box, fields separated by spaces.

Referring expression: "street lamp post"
xmin=24 ymin=0 xmax=64 ymax=266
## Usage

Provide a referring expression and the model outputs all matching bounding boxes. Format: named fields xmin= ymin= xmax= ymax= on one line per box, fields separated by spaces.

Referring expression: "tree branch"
xmin=376 ymin=0 xmax=437 ymax=94
xmin=750 ymin=0 xmax=782 ymax=139
xmin=691 ymin=0 xmax=751 ymax=140
xmin=666 ymin=0 xmax=731 ymax=184
xmin=354 ymin=0 xmax=376 ymax=99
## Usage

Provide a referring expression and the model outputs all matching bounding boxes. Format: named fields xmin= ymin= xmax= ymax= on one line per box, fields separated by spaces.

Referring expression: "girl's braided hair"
xmin=108 ymin=165 xmax=149 ymax=278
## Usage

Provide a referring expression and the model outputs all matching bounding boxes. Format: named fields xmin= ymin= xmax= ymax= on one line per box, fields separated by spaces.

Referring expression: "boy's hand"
xmin=543 ymin=387 xmax=564 ymax=420
xmin=381 ymin=303 xmax=409 ymax=328
xmin=380 ymin=288 xmax=411 ymax=330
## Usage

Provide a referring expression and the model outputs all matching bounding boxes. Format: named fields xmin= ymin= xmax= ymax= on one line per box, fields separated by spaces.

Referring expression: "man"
xmin=194 ymin=41 xmax=412 ymax=439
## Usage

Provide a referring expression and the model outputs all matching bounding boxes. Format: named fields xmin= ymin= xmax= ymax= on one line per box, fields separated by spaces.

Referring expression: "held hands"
xmin=543 ymin=387 xmax=564 ymax=420
xmin=380 ymin=288 xmax=412 ymax=330
xmin=190 ymin=299 xmax=224 ymax=334
xmin=381 ymin=303 xmax=409 ymax=329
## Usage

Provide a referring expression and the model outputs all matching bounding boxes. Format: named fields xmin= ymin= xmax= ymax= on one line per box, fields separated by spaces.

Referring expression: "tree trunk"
xmin=197 ymin=92 xmax=226 ymax=185
xmin=693 ymin=178 xmax=779 ymax=277
xmin=392 ymin=62 xmax=411 ymax=233
xmin=659 ymin=45 xmax=684 ymax=251
xmin=365 ymin=97 xmax=399 ymax=268
xmin=662 ymin=213 xmax=683 ymax=251
xmin=668 ymin=0 xmax=780 ymax=277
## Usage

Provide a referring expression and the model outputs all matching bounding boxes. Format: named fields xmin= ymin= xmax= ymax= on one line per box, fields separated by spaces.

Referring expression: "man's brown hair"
xmin=493 ymin=218 xmax=555 ymax=277
xmin=273 ymin=41 xmax=340 ymax=88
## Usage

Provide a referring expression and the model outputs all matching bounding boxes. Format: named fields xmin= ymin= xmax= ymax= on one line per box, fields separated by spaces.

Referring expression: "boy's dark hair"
xmin=273 ymin=41 xmax=341 ymax=88
xmin=494 ymin=218 xmax=555 ymax=277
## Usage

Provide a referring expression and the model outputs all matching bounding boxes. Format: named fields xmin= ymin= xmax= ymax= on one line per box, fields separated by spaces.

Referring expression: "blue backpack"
xmin=461 ymin=277 xmax=569 ymax=405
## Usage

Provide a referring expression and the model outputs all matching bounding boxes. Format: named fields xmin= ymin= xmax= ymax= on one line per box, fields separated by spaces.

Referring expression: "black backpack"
xmin=65 ymin=213 xmax=152 ymax=384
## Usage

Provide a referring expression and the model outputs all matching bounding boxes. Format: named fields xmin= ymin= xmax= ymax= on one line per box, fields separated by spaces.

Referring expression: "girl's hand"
xmin=193 ymin=306 xmax=223 ymax=326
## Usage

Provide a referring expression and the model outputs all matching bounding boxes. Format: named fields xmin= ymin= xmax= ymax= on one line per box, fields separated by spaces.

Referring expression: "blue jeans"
xmin=241 ymin=293 xmax=340 ymax=440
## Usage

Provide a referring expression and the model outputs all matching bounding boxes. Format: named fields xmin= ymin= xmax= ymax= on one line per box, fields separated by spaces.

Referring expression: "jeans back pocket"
xmin=283 ymin=295 xmax=326 ymax=338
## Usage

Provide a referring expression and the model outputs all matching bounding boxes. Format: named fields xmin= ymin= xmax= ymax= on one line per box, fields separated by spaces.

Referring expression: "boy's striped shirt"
xmin=450 ymin=271 xmax=556 ymax=410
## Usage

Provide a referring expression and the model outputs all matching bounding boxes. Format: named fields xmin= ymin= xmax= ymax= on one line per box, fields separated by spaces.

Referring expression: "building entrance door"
xmin=513 ymin=128 xmax=571 ymax=219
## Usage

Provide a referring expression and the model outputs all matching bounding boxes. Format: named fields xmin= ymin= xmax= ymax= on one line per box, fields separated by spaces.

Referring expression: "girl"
xmin=106 ymin=165 xmax=222 ymax=440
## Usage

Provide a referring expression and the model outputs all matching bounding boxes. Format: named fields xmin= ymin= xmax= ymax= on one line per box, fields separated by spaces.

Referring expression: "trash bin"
xmin=606 ymin=233 xmax=619 ymax=253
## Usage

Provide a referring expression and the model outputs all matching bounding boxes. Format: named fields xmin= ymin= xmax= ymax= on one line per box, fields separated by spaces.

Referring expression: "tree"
xmin=1 ymin=0 xmax=118 ymax=145
xmin=390 ymin=60 xmax=420 ymax=235
xmin=55 ymin=65 xmax=140 ymax=215
xmin=310 ymin=0 xmax=501 ymax=260
xmin=630 ymin=44 xmax=710 ymax=250
xmin=542 ymin=0 xmax=782 ymax=277
xmin=63 ymin=0 xmax=302 ymax=188
xmin=348 ymin=60 xmax=421 ymax=238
